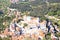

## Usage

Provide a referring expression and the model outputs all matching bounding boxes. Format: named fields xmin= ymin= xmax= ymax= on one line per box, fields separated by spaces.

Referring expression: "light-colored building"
xmin=10 ymin=0 xmax=19 ymax=3
xmin=29 ymin=0 xmax=35 ymax=2
xmin=10 ymin=0 xmax=35 ymax=3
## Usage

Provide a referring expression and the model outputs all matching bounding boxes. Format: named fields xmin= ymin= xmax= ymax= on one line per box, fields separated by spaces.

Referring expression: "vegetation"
xmin=0 ymin=0 xmax=60 ymax=40
xmin=0 ymin=37 xmax=10 ymax=40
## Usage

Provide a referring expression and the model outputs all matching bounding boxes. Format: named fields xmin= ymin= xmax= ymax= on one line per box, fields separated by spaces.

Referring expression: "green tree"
xmin=57 ymin=10 xmax=60 ymax=16
xmin=48 ymin=11 xmax=56 ymax=16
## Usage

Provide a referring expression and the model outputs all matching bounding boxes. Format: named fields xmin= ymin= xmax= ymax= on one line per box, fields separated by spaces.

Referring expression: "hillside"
xmin=0 ymin=0 xmax=60 ymax=40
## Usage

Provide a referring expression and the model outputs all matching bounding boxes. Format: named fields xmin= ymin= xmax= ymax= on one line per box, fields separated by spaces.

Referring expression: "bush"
xmin=0 ymin=37 xmax=2 ymax=40
xmin=57 ymin=10 xmax=60 ymax=16
xmin=23 ymin=23 xmax=28 ymax=28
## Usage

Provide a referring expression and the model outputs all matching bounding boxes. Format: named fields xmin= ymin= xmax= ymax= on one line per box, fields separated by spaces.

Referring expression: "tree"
xmin=57 ymin=10 xmax=60 ymax=16
xmin=48 ymin=11 xmax=56 ymax=16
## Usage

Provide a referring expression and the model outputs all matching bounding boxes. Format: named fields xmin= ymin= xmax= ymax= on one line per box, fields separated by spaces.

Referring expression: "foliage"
xmin=9 ymin=3 xmax=32 ymax=12
xmin=24 ymin=23 xmax=28 ymax=27
xmin=0 ymin=37 xmax=2 ymax=40
xmin=10 ymin=0 xmax=48 ymax=16
xmin=57 ymin=20 xmax=60 ymax=26
xmin=47 ymin=4 xmax=60 ymax=20
xmin=0 ymin=0 xmax=11 ymax=14
xmin=57 ymin=10 xmax=60 ymax=16
xmin=48 ymin=11 xmax=55 ymax=16
xmin=0 ymin=37 xmax=10 ymax=40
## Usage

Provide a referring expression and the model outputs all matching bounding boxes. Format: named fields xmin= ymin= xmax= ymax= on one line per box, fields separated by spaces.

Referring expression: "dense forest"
xmin=9 ymin=0 xmax=60 ymax=16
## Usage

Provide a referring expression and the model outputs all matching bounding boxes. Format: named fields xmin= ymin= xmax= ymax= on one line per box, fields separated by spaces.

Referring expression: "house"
xmin=10 ymin=0 xmax=19 ymax=3
xmin=10 ymin=0 xmax=36 ymax=3
xmin=29 ymin=0 xmax=35 ymax=2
